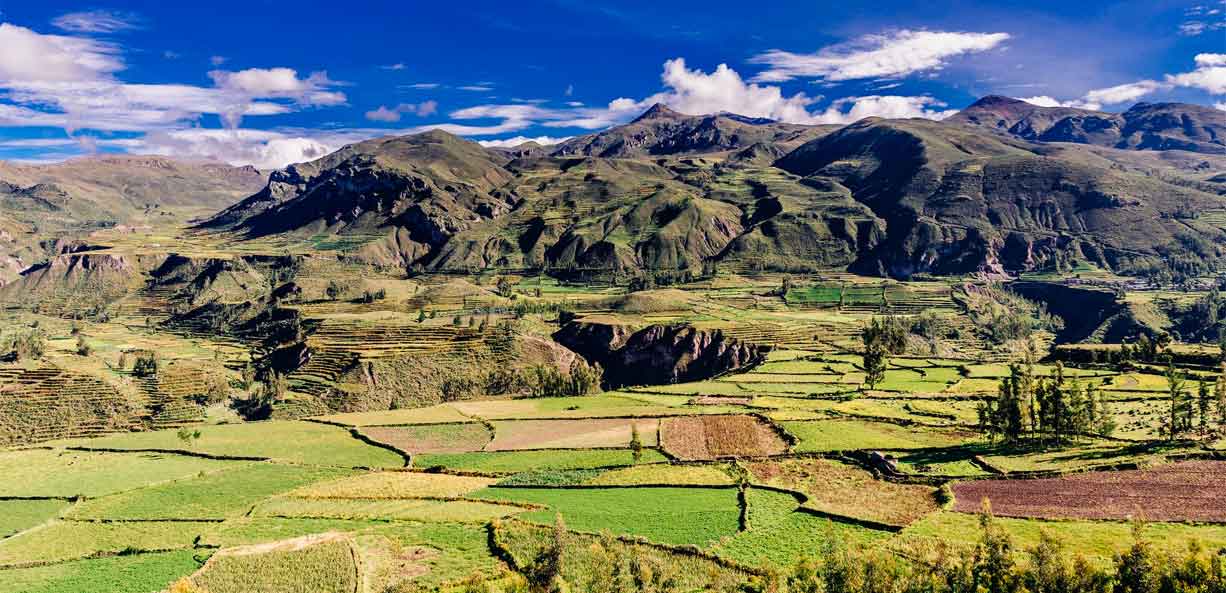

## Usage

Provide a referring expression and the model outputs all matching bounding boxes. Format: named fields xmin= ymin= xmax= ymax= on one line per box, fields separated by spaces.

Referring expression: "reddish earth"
xmin=952 ymin=461 xmax=1226 ymax=522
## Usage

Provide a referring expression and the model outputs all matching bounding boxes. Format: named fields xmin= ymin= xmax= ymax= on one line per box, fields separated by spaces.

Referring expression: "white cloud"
xmin=458 ymin=85 xmax=494 ymax=92
xmin=478 ymin=135 xmax=571 ymax=148
xmin=163 ymin=50 xmax=180 ymax=60
xmin=402 ymin=83 xmax=440 ymax=90
xmin=651 ymin=58 xmax=822 ymax=122
xmin=1216 ymin=102 xmax=1226 ymax=111
xmin=810 ymin=95 xmax=957 ymax=124
xmin=132 ymin=129 xmax=335 ymax=170
xmin=1167 ymin=53 xmax=1226 ymax=94
xmin=381 ymin=63 xmax=406 ymax=71
xmin=210 ymin=55 xmax=227 ymax=66
xmin=749 ymin=30 xmax=1010 ymax=83
xmin=0 ymin=23 xmax=123 ymax=83
xmin=364 ymin=101 xmax=439 ymax=122
xmin=564 ymin=84 xmax=574 ymax=97
xmin=1019 ymin=96 xmax=1065 ymax=107
xmin=1083 ymin=80 xmax=1166 ymax=106
xmin=51 ymin=10 xmax=141 ymax=34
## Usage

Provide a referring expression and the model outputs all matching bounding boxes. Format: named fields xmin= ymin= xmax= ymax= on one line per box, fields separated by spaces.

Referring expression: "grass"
xmin=475 ymin=486 xmax=741 ymax=547
xmin=359 ymin=423 xmax=492 ymax=453
xmin=713 ymin=488 xmax=891 ymax=568
xmin=358 ymin=522 xmax=504 ymax=589
xmin=191 ymin=537 xmax=357 ymax=593
xmin=0 ymin=449 xmax=239 ymax=497
xmin=782 ymin=419 xmax=977 ymax=452
xmin=0 ymin=550 xmax=202 ymax=593
xmin=495 ymin=520 xmax=752 ymax=591
xmin=0 ymin=520 xmax=213 ymax=566
xmin=584 ymin=463 xmax=736 ymax=486
xmin=745 ymin=458 xmax=938 ymax=526
xmin=56 ymin=421 xmax=404 ymax=468
xmin=0 ymin=499 xmax=69 ymax=538
xmin=200 ymin=517 xmax=386 ymax=547
xmin=495 ymin=469 xmax=606 ymax=486
xmin=313 ymin=404 xmax=472 ymax=426
xmin=255 ymin=497 xmax=525 ymax=522
xmin=415 ymin=449 xmax=666 ymax=473
xmin=70 ymin=463 xmax=355 ymax=520
xmin=288 ymin=471 xmax=496 ymax=498
xmin=899 ymin=511 xmax=1226 ymax=566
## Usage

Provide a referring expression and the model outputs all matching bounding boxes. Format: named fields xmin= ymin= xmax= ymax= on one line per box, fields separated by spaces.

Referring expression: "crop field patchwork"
xmin=782 ymin=419 xmax=977 ymax=452
xmin=414 ymin=448 xmax=667 ymax=473
xmin=190 ymin=535 xmax=358 ymax=593
xmin=287 ymin=471 xmax=497 ymax=498
xmin=0 ymin=449 xmax=239 ymax=497
xmin=0 ymin=550 xmax=203 ymax=593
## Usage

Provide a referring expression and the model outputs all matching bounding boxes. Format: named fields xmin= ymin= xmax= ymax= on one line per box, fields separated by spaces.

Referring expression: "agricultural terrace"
xmin=7 ymin=268 xmax=1226 ymax=590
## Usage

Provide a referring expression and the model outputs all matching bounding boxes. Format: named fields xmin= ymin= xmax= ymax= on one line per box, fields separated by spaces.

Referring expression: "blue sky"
xmin=0 ymin=0 xmax=1222 ymax=168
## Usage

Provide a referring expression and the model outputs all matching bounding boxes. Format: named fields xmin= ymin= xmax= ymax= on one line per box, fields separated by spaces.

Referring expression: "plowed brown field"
xmin=951 ymin=461 xmax=1226 ymax=522
xmin=661 ymin=415 xmax=788 ymax=460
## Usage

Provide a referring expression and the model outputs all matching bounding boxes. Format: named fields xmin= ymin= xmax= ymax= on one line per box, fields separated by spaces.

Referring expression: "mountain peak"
xmin=633 ymin=103 xmax=684 ymax=122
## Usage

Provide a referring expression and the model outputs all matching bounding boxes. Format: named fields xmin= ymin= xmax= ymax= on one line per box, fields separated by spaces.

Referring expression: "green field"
xmin=474 ymin=486 xmax=741 ymax=547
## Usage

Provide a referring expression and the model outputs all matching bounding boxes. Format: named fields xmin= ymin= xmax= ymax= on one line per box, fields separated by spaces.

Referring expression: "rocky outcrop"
xmin=552 ymin=319 xmax=637 ymax=361
xmin=604 ymin=324 xmax=766 ymax=387
xmin=555 ymin=320 xmax=766 ymax=388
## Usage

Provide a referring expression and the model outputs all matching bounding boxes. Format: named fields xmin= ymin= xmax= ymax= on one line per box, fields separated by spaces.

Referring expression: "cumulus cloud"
xmin=1083 ymin=80 xmax=1166 ymax=106
xmin=749 ymin=30 xmax=1010 ymax=83
xmin=809 ymin=95 xmax=957 ymax=123
xmin=1166 ymin=53 xmax=1226 ymax=95
xmin=133 ymin=128 xmax=335 ymax=170
xmin=51 ymin=10 xmax=141 ymax=34
xmin=0 ymin=23 xmax=123 ymax=83
xmin=364 ymin=101 xmax=439 ymax=122
xmin=478 ymin=135 xmax=571 ymax=148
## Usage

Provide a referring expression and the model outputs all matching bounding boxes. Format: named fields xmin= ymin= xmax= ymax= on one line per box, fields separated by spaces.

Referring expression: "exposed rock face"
xmin=604 ymin=324 xmax=766 ymax=387
xmin=554 ymin=320 xmax=765 ymax=387
xmin=552 ymin=320 xmax=636 ymax=361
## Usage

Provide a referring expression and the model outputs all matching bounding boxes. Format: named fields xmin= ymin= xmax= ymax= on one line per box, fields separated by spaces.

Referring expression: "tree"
xmin=1164 ymin=358 xmax=1192 ymax=440
xmin=176 ymin=428 xmax=202 ymax=448
xmin=1114 ymin=521 xmax=1160 ymax=593
xmin=132 ymin=352 xmax=159 ymax=377
xmin=1198 ymin=377 xmax=1212 ymax=434
xmin=325 ymin=280 xmax=344 ymax=301
xmin=1216 ymin=366 xmax=1226 ymax=429
xmin=75 ymin=335 xmax=92 ymax=357
xmin=496 ymin=276 xmax=514 ymax=298
xmin=861 ymin=319 xmax=889 ymax=390
xmin=452 ymin=315 xmax=462 ymax=326
xmin=629 ymin=424 xmax=643 ymax=464
xmin=417 ymin=308 xmax=427 ymax=323
xmin=972 ymin=501 xmax=1018 ymax=593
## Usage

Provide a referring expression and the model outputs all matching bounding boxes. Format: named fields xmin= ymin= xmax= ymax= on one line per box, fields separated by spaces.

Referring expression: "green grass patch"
xmin=415 ymin=449 xmax=666 ymax=473
xmin=496 ymin=469 xmax=606 ymax=486
xmin=0 ymin=550 xmax=201 ymax=593
xmin=899 ymin=511 xmax=1226 ymax=566
xmin=0 ymin=520 xmax=212 ymax=566
xmin=0 ymin=499 xmax=69 ymax=538
xmin=57 ymin=421 xmax=403 ymax=467
xmin=713 ymin=488 xmax=890 ymax=568
xmin=255 ymin=497 xmax=525 ymax=522
xmin=475 ymin=486 xmax=740 ymax=547
xmin=782 ymin=419 xmax=977 ymax=452
xmin=200 ymin=517 xmax=385 ymax=548
xmin=70 ymin=463 xmax=355 ymax=520
xmin=0 ymin=449 xmax=239 ymax=498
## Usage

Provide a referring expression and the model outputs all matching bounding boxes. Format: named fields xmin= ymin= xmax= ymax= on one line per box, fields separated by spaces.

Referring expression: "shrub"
xmin=76 ymin=335 xmax=93 ymax=357
xmin=132 ymin=352 xmax=159 ymax=377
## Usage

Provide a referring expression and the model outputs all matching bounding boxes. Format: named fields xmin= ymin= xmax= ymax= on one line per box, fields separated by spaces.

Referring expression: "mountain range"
xmin=3 ymin=97 xmax=1226 ymax=285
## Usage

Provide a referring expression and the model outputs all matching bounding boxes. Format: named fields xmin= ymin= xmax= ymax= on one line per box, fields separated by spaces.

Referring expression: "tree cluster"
xmin=978 ymin=360 xmax=1114 ymax=444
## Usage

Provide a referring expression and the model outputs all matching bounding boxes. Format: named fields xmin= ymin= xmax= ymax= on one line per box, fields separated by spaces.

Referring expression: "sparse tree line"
xmin=474 ymin=507 xmax=1226 ymax=593
xmin=978 ymin=358 xmax=1116 ymax=444
xmin=442 ymin=359 xmax=604 ymax=402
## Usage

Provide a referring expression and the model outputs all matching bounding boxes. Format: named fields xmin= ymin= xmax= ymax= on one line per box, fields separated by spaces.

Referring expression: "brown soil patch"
xmin=361 ymin=423 xmax=492 ymax=453
xmin=661 ymin=415 xmax=788 ymax=460
xmin=747 ymin=458 xmax=937 ymax=526
xmin=952 ymin=461 xmax=1226 ymax=522
xmin=486 ymin=418 xmax=660 ymax=450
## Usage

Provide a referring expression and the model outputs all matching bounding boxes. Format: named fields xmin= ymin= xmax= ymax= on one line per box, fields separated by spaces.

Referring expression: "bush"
xmin=76 ymin=336 xmax=92 ymax=357
xmin=132 ymin=352 xmax=159 ymax=377
xmin=6 ymin=330 xmax=46 ymax=360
